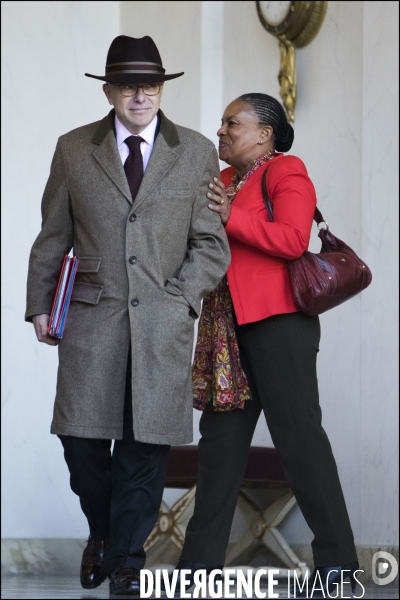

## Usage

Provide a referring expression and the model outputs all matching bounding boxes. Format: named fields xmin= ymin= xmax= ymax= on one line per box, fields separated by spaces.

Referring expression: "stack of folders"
xmin=48 ymin=255 xmax=79 ymax=339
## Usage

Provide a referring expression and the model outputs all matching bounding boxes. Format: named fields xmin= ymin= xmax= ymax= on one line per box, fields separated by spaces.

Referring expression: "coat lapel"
xmin=132 ymin=111 xmax=180 ymax=212
xmin=91 ymin=109 xmax=181 ymax=209
xmin=91 ymin=110 xmax=132 ymax=204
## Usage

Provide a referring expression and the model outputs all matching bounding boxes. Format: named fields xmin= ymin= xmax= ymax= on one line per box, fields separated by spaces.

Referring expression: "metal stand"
xmin=225 ymin=489 xmax=308 ymax=578
xmin=144 ymin=485 xmax=196 ymax=553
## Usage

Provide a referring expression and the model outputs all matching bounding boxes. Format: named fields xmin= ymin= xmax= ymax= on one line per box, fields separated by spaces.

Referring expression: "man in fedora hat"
xmin=26 ymin=35 xmax=230 ymax=596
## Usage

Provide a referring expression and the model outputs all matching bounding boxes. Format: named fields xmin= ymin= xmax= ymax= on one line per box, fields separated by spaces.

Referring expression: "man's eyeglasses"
xmin=111 ymin=83 xmax=162 ymax=97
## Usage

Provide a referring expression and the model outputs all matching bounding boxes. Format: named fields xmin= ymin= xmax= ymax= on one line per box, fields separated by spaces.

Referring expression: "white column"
xmin=200 ymin=1 xmax=224 ymax=149
xmin=360 ymin=0 xmax=399 ymax=546
xmin=1 ymin=0 xmax=119 ymax=539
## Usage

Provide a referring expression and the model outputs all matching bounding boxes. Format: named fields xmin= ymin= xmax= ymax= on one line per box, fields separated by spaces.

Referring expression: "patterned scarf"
xmin=192 ymin=151 xmax=277 ymax=411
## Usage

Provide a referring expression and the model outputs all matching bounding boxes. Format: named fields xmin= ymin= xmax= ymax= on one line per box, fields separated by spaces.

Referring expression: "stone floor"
xmin=1 ymin=576 xmax=399 ymax=599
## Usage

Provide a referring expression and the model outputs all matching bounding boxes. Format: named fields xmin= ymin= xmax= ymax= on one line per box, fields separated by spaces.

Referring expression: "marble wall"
xmin=1 ymin=0 xmax=398 ymax=561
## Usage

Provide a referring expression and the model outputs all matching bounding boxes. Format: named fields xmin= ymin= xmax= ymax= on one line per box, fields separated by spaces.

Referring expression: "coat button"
xmin=129 ymin=256 xmax=137 ymax=265
xmin=129 ymin=214 xmax=137 ymax=222
xmin=131 ymin=298 xmax=139 ymax=307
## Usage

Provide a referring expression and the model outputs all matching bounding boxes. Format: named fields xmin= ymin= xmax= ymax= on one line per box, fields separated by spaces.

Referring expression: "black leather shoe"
xmin=163 ymin=559 xmax=223 ymax=592
xmin=109 ymin=566 xmax=141 ymax=596
xmin=80 ymin=536 xmax=108 ymax=589
xmin=290 ymin=561 xmax=360 ymax=598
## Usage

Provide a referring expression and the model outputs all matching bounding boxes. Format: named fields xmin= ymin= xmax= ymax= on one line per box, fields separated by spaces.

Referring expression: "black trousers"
xmin=58 ymin=355 xmax=170 ymax=573
xmin=181 ymin=311 xmax=357 ymax=567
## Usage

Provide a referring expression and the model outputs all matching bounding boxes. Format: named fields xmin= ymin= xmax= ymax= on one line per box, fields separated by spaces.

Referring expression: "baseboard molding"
xmin=1 ymin=538 xmax=398 ymax=582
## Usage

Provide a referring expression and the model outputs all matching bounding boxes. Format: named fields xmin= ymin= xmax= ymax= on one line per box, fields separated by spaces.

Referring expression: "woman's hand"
xmin=207 ymin=177 xmax=231 ymax=225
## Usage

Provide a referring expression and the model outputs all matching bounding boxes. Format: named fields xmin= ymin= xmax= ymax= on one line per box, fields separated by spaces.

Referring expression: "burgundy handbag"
xmin=261 ymin=171 xmax=372 ymax=316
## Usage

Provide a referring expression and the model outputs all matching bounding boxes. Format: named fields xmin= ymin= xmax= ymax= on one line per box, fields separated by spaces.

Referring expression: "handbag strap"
xmin=261 ymin=167 xmax=328 ymax=229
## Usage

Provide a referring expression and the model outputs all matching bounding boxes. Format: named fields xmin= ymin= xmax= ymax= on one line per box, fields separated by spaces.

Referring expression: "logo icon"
xmin=372 ymin=551 xmax=398 ymax=586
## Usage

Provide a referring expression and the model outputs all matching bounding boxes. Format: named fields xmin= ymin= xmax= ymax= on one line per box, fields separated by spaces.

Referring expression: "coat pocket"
xmin=76 ymin=257 xmax=102 ymax=273
xmin=71 ymin=282 xmax=103 ymax=305
xmin=165 ymin=281 xmax=190 ymax=306
xmin=164 ymin=287 xmax=196 ymax=319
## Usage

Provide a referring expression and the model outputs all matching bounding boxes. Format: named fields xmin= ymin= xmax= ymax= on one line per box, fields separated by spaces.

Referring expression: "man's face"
xmin=103 ymin=82 xmax=164 ymax=134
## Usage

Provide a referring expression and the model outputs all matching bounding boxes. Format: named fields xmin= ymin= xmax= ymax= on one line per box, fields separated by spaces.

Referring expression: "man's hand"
xmin=32 ymin=314 xmax=60 ymax=346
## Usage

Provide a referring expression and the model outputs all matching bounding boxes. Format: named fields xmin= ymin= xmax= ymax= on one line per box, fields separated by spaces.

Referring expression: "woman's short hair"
xmin=238 ymin=93 xmax=294 ymax=152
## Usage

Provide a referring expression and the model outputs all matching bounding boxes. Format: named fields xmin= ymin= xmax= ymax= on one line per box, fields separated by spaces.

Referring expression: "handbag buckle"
xmin=317 ymin=220 xmax=329 ymax=231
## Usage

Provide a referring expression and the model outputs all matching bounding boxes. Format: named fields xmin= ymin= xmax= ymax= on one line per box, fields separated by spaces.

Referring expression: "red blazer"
xmin=223 ymin=154 xmax=317 ymax=325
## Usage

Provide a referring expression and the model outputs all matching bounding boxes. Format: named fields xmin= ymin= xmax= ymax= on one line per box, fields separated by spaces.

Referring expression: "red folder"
xmin=48 ymin=255 xmax=79 ymax=339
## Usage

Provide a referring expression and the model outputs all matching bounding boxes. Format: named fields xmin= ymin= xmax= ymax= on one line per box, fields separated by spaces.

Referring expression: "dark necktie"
xmin=124 ymin=136 xmax=144 ymax=202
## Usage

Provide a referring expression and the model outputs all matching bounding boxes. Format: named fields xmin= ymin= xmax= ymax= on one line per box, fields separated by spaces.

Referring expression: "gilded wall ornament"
xmin=256 ymin=1 xmax=328 ymax=122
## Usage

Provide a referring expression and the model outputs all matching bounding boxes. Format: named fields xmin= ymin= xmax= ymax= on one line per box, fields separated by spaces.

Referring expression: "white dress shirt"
xmin=114 ymin=114 xmax=158 ymax=172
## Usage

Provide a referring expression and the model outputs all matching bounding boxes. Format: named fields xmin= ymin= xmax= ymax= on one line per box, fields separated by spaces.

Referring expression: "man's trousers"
xmin=181 ymin=311 xmax=357 ymax=567
xmin=58 ymin=354 xmax=170 ymax=573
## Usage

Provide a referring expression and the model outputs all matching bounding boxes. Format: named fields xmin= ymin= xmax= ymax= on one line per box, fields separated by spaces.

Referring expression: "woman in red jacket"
xmin=175 ymin=93 xmax=359 ymax=597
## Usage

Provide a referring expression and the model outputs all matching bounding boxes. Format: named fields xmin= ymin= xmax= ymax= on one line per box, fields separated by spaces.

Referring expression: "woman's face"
xmin=217 ymin=100 xmax=273 ymax=172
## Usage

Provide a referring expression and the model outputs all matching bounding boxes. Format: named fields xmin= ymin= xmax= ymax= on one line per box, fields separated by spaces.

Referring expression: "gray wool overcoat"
xmin=26 ymin=109 xmax=230 ymax=445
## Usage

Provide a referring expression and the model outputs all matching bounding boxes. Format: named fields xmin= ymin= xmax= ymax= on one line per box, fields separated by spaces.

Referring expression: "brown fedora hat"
xmin=85 ymin=35 xmax=184 ymax=83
